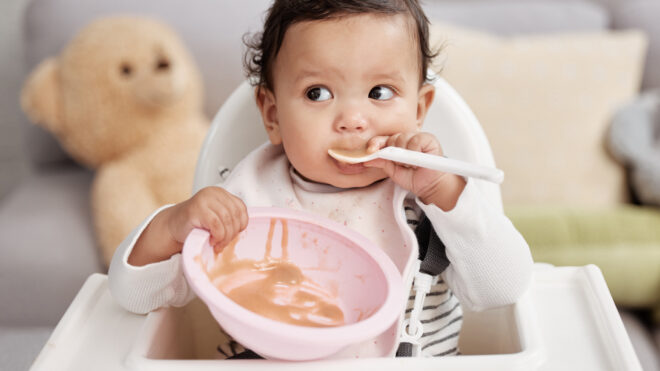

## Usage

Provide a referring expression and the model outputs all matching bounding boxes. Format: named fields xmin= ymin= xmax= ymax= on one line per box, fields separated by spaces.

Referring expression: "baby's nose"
xmin=335 ymin=112 xmax=368 ymax=133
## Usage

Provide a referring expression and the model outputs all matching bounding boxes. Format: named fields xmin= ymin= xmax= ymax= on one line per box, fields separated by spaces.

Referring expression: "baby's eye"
xmin=368 ymin=86 xmax=394 ymax=100
xmin=306 ymin=86 xmax=333 ymax=102
xmin=119 ymin=62 xmax=133 ymax=77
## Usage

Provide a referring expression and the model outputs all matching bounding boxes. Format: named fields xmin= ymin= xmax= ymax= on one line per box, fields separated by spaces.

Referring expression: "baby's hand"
xmin=364 ymin=132 xmax=466 ymax=210
xmin=165 ymin=186 xmax=249 ymax=252
xmin=129 ymin=186 xmax=248 ymax=266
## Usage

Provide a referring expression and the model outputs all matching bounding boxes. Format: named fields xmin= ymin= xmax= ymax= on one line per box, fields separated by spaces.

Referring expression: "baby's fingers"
xmin=207 ymin=211 xmax=228 ymax=251
xmin=229 ymin=196 xmax=249 ymax=232
xmin=212 ymin=202 xmax=248 ymax=253
xmin=363 ymin=158 xmax=398 ymax=176
xmin=405 ymin=133 xmax=442 ymax=155
xmin=366 ymin=136 xmax=389 ymax=153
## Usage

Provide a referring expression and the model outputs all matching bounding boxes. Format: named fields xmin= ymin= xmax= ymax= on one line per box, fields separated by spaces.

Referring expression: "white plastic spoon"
xmin=328 ymin=147 xmax=504 ymax=184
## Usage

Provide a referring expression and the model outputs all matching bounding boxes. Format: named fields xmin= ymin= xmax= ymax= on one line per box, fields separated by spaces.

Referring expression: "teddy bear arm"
xmin=92 ymin=163 xmax=162 ymax=266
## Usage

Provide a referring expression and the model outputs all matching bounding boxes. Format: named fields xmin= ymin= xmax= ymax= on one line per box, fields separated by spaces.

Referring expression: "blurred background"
xmin=1 ymin=0 xmax=659 ymax=370
xmin=0 ymin=0 xmax=30 ymax=200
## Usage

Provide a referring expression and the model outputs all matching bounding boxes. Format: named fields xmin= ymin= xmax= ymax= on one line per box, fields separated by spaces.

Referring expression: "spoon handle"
xmin=377 ymin=147 xmax=504 ymax=184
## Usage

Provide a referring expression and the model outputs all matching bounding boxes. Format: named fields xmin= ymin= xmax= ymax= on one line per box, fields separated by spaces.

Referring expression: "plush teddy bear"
xmin=608 ymin=89 xmax=660 ymax=206
xmin=20 ymin=16 xmax=209 ymax=266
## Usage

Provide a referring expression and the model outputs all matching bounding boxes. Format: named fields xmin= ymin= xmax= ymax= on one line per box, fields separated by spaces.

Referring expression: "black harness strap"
xmin=416 ymin=214 xmax=450 ymax=276
xmin=396 ymin=214 xmax=449 ymax=357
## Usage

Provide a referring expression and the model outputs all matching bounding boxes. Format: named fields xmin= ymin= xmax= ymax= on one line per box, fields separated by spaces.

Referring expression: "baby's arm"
xmin=108 ymin=186 xmax=248 ymax=314
xmin=365 ymin=131 xmax=531 ymax=309
xmin=108 ymin=206 xmax=191 ymax=314
xmin=418 ymin=178 xmax=533 ymax=312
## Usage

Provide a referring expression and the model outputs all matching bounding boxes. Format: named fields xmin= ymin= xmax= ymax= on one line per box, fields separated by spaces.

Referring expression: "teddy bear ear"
xmin=20 ymin=58 xmax=62 ymax=132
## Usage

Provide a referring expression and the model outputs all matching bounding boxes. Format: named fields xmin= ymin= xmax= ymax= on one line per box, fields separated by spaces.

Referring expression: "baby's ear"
xmin=20 ymin=58 xmax=62 ymax=133
xmin=416 ymin=83 xmax=435 ymax=128
xmin=255 ymin=86 xmax=281 ymax=145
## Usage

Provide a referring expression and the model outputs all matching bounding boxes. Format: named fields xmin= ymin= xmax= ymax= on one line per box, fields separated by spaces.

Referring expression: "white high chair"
xmin=30 ymin=78 xmax=642 ymax=371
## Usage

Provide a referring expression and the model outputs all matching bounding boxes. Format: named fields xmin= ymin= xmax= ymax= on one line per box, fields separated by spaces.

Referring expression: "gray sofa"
xmin=1 ymin=0 xmax=659 ymax=370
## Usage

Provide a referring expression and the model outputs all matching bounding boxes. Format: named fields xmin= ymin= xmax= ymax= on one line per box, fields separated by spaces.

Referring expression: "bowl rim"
xmin=181 ymin=206 xmax=405 ymax=345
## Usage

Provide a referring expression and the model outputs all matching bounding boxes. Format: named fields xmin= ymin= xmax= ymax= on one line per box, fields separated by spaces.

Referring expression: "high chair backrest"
xmin=193 ymin=76 xmax=503 ymax=211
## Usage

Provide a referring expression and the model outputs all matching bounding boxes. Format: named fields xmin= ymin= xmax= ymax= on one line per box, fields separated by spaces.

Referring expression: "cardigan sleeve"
xmin=107 ymin=205 xmax=196 ymax=314
xmin=416 ymin=178 xmax=534 ymax=312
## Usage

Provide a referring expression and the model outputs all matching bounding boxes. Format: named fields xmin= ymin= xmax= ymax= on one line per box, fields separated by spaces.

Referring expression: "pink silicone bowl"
xmin=181 ymin=207 xmax=404 ymax=361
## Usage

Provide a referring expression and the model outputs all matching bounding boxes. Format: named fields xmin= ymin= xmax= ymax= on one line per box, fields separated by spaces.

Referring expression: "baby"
xmin=109 ymin=0 xmax=533 ymax=359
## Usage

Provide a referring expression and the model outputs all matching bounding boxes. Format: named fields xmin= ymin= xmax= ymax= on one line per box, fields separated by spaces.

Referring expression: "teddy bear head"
xmin=21 ymin=16 xmax=204 ymax=168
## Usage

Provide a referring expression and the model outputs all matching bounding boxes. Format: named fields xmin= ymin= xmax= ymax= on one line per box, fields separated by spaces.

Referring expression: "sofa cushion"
xmin=506 ymin=204 xmax=660 ymax=310
xmin=430 ymin=22 xmax=648 ymax=206
xmin=0 ymin=165 xmax=102 ymax=326
xmin=0 ymin=326 xmax=53 ymax=370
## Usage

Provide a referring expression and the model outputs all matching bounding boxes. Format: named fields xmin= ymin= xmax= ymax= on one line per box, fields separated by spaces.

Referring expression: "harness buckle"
xmin=400 ymin=318 xmax=423 ymax=357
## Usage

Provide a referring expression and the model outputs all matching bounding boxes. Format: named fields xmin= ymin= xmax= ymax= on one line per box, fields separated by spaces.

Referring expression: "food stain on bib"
xmin=202 ymin=218 xmax=345 ymax=327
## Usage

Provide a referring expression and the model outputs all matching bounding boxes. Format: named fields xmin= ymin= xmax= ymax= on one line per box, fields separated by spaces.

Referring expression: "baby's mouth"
xmin=330 ymin=150 xmax=367 ymax=174
xmin=333 ymin=159 xmax=366 ymax=174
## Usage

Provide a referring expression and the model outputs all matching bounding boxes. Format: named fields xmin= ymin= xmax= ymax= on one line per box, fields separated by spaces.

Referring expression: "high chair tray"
xmin=30 ymin=265 xmax=641 ymax=370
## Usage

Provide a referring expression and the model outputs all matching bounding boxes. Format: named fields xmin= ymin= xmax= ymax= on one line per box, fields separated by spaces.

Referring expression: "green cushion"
xmin=506 ymin=204 xmax=660 ymax=314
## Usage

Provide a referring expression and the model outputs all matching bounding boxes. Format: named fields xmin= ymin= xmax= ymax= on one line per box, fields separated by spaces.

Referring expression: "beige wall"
xmin=0 ymin=0 xmax=30 ymax=200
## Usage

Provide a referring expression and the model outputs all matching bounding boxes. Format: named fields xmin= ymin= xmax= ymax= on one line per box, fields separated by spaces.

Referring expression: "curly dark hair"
xmin=243 ymin=0 xmax=437 ymax=92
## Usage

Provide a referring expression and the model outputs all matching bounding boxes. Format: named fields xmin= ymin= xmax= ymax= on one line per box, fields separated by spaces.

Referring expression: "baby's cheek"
xmin=288 ymin=148 xmax=324 ymax=177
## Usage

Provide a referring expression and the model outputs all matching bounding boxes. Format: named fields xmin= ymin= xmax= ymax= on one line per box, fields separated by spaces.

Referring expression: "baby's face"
xmin=258 ymin=13 xmax=434 ymax=188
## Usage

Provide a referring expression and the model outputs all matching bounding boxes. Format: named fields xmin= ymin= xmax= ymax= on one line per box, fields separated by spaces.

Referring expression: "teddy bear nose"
xmin=156 ymin=57 xmax=170 ymax=72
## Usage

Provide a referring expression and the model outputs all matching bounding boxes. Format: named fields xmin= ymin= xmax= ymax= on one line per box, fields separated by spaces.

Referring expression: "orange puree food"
xmin=201 ymin=218 xmax=345 ymax=327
